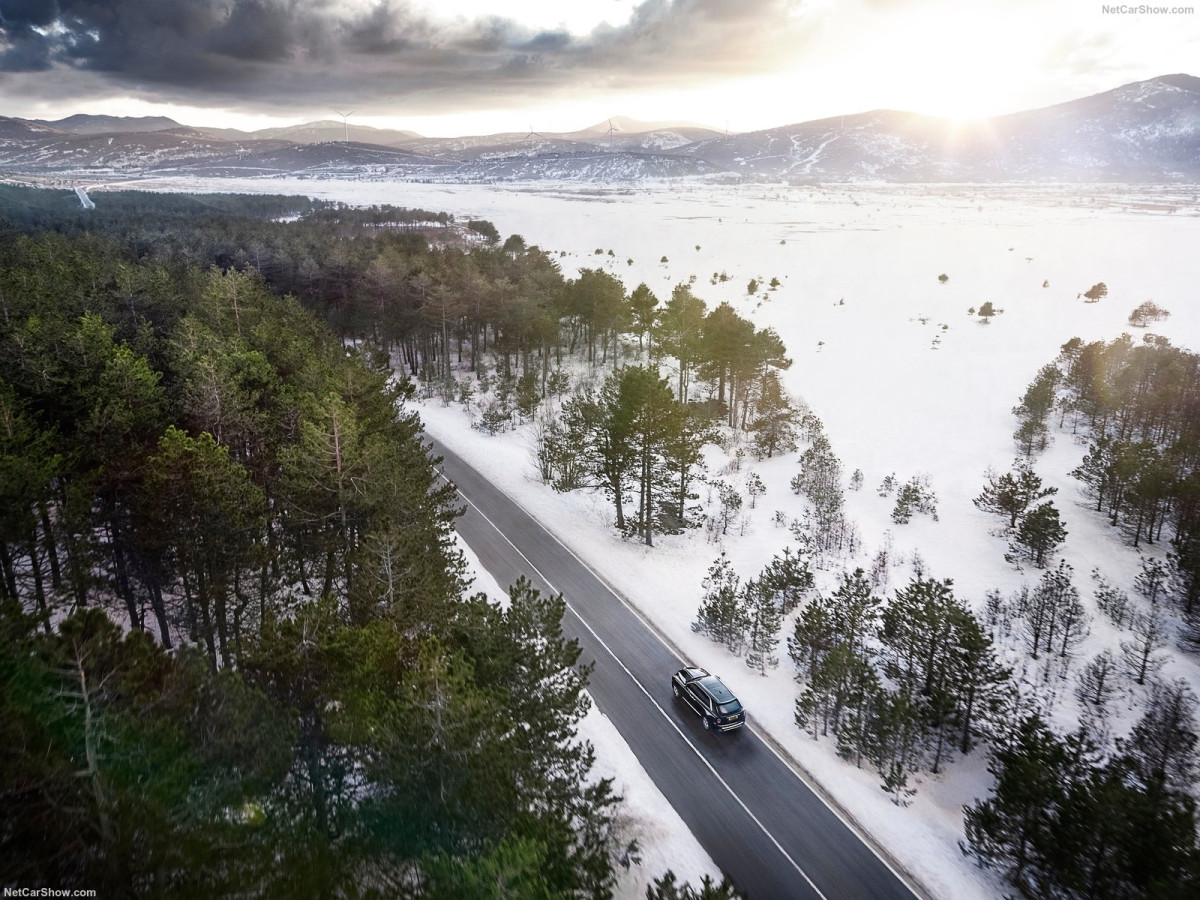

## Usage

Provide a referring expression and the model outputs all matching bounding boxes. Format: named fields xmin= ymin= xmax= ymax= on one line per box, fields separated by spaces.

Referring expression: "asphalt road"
xmin=429 ymin=437 xmax=924 ymax=900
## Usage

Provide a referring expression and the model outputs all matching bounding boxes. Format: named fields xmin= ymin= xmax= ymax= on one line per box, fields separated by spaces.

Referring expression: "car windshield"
xmin=717 ymin=701 xmax=741 ymax=715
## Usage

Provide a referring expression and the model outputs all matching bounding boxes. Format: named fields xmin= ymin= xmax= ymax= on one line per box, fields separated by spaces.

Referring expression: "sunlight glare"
xmin=842 ymin=5 xmax=1050 ymax=120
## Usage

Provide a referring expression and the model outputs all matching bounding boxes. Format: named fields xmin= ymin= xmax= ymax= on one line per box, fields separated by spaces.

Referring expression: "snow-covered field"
xmin=119 ymin=177 xmax=1200 ymax=897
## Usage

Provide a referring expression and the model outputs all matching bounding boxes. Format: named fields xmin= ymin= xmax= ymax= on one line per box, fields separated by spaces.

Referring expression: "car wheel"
xmin=672 ymin=683 xmax=680 ymax=698
xmin=702 ymin=716 xmax=712 ymax=731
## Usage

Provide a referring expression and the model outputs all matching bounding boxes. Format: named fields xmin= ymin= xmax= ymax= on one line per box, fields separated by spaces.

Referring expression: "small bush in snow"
xmin=1093 ymin=568 xmax=1132 ymax=629
xmin=891 ymin=475 xmax=938 ymax=524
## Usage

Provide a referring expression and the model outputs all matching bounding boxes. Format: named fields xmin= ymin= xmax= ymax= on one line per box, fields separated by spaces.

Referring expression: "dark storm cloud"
xmin=0 ymin=0 xmax=812 ymax=114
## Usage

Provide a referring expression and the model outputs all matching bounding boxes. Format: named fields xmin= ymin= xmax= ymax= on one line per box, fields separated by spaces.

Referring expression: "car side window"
xmin=690 ymin=685 xmax=710 ymax=712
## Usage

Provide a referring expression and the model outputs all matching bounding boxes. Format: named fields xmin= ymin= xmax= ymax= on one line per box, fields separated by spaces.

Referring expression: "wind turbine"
xmin=606 ymin=118 xmax=615 ymax=152
xmin=524 ymin=124 xmax=541 ymax=151
xmin=334 ymin=109 xmax=356 ymax=143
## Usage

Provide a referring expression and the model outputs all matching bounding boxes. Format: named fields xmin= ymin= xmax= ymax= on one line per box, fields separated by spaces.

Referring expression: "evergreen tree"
xmin=952 ymin=613 xmax=1013 ymax=755
xmin=646 ymin=871 xmax=744 ymax=900
xmin=614 ymin=366 xmax=676 ymax=546
xmin=628 ymin=283 xmax=659 ymax=357
xmin=880 ymin=576 xmax=957 ymax=699
xmin=658 ymin=403 xmax=713 ymax=533
xmin=714 ymin=481 xmax=743 ymax=536
xmin=1170 ymin=522 xmax=1200 ymax=621
xmin=656 ymin=285 xmax=707 ymax=401
xmin=1133 ymin=555 xmax=1171 ymax=606
xmin=748 ymin=370 xmax=799 ymax=458
xmin=1122 ymin=605 xmax=1168 ymax=685
xmin=796 ymin=642 xmax=878 ymax=741
xmin=1007 ymin=501 xmax=1066 ymax=568
xmin=1012 ymin=363 xmax=1061 ymax=428
xmin=743 ymin=577 xmax=782 ymax=675
xmin=1075 ymin=650 xmax=1121 ymax=711
xmin=758 ymin=547 xmax=814 ymax=614
xmin=694 ymin=552 xmax=747 ymax=653
xmin=788 ymin=594 xmax=837 ymax=685
xmin=1122 ymin=678 xmax=1199 ymax=794
xmin=1022 ymin=562 xmax=1078 ymax=660
xmin=699 ymin=301 xmax=755 ymax=408
xmin=141 ymin=426 xmax=266 ymax=669
xmin=964 ymin=714 xmax=1200 ymax=898
xmin=862 ymin=688 xmax=924 ymax=801
xmin=962 ymin=715 xmax=1096 ymax=895
xmin=973 ymin=460 xmax=1057 ymax=529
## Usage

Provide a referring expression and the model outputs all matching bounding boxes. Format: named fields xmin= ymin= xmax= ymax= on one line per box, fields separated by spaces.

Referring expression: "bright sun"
xmin=809 ymin=3 xmax=1051 ymax=122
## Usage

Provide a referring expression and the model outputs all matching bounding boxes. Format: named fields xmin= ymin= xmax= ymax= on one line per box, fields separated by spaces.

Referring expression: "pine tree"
xmin=1122 ymin=678 xmax=1199 ymax=793
xmin=880 ymin=576 xmax=957 ymax=699
xmin=714 ymin=481 xmax=743 ymax=536
xmin=646 ymin=871 xmax=744 ymax=900
xmin=788 ymin=594 xmax=836 ymax=684
xmin=1071 ymin=435 xmax=1117 ymax=513
xmin=961 ymin=716 xmax=1096 ymax=895
xmin=1013 ymin=418 xmax=1049 ymax=458
xmin=796 ymin=642 xmax=877 ymax=740
xmin=614 ymin=365 xmax=677 ymax=546
xmin=1133 ymin=555 xmax=1170 ymax=606
xmin=743 ymin=577 xmax=782 ymax=675
xmin=658 ymin=404 xmax=712 ymax=533
xmin=1007 ymin=500 xmax=1066 ymax=568
xmin=628 ymin=282 xmax=659 ymax=357
xmin=1170 ymin=511 xmax=1200 ymax=624
xmin=1022 ymin=562 xmax=1078 ymax=660
xmin=973 ymin=459 xmax=1057 ymax=529
xmin=1121 ymin=605 xmax=1168 ymax=685
xmin=1075 ymin=650 xmax=1121 ymax=710
xmin=952 ymin=612 xmax=1013 ymax=755
xmin=826 ymin=568 xmax=882 ymax=657
xmin=758 ymin=547 xmax=814 ymax=614
xmin=862 ymin=688 xmax=924 ymax=799
xmin=1093 ymin=569 xmax=1132 ymax=628
xmin=748 ymin=370 xmax=798 ymax=458
xmin=655 ymin=284 xmax=707 ymax=401
xmin=694 ymin=552 xmax=747 ymax=653
xmin=964 ymin=714 xmax=1200 ymax=898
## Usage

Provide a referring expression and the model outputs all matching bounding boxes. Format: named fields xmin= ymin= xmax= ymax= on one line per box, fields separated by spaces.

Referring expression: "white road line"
xmin=443 ymin=473 xmax=830 ymax=900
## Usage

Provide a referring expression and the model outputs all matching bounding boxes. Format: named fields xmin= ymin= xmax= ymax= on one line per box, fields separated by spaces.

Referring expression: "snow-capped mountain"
xmin=679 ymin=74 xmax=1200 ymax=181
xmin=1 ymin=75 xmax=1196 ymax=182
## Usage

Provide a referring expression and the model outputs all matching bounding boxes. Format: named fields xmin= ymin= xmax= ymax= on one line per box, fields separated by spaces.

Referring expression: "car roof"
xmin=697 ymin=675 xmax=737 ymax=703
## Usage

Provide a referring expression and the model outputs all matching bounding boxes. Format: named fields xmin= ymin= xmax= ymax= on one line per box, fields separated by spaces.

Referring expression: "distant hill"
xmin=232 ymin=120 xmax=424 ymax=147
xmin=35 ymin=114 xmax=183 ymax=135
xmin=0 ymin=117 xmax=67 ymax=140
xmin=2 ymin=75 xmax=1197 ymax=182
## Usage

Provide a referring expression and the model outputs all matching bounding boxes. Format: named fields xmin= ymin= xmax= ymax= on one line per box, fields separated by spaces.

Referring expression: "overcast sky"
xmin=1 ymin=0 xmax=1197 ymax=135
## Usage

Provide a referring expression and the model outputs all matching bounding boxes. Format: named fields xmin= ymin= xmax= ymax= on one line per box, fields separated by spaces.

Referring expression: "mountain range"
xmin=1 ymin=75 xmax=1197 ymax=183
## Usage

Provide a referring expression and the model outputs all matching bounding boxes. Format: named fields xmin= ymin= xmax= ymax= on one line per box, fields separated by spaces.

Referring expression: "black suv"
xmin=671 ymin=667 xmax=745 ymax=732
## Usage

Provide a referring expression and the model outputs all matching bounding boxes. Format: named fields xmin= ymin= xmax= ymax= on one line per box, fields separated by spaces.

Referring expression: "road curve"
xmin=429 ymin=436 xmax=923 ymax=900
